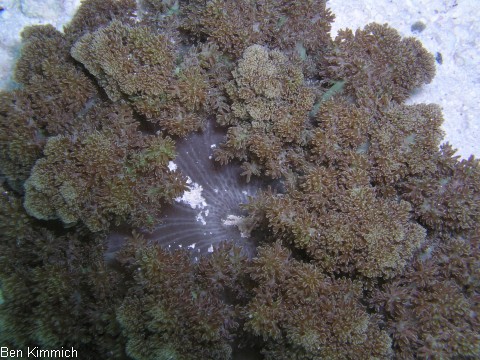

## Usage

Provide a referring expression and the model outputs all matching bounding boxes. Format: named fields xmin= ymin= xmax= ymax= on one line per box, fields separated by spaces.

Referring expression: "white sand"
xmin=0 ymin=0 xmax=478 ymax=158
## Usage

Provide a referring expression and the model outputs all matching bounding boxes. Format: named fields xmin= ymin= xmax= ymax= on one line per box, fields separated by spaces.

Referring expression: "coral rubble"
xmin=0 ymin=0 xmax=478 ymax=359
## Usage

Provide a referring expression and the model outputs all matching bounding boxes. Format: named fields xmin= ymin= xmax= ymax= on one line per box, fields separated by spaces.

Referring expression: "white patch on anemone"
xmin=168 ymin=161 xmax=178 ymax=171
xmin=175 ymin=177 xmax=207 ymax=209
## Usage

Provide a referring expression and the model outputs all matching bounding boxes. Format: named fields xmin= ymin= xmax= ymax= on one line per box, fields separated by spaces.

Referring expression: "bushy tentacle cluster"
xmin=23 ymin=104 xmax=185 ymax=232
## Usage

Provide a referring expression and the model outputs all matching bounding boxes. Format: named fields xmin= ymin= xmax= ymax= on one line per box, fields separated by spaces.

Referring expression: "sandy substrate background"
xmin=0 ymin=0 xmax=478 ymax=158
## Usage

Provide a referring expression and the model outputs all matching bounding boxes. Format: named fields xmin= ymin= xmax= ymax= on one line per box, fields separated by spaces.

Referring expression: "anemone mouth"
xmin=106 ymin=119 xmax=266 ymax=260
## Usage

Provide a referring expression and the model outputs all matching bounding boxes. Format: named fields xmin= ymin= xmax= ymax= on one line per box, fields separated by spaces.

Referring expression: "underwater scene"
xmin=0 ymin=0 xmax=479 ymax=359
